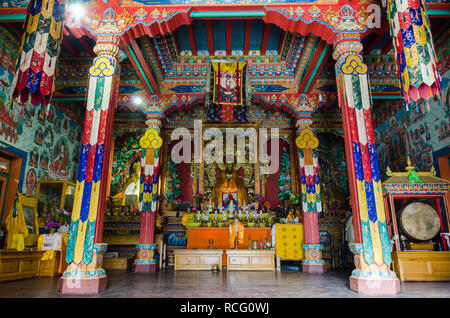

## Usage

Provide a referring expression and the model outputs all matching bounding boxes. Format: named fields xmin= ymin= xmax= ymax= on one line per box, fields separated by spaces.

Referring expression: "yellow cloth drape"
xmin=275 ymin=224 xmax=304 ymax=260
xmin=5 ymin=199 xmax=28 ymax=251
xmin=211 ymin=61 xmax=246 ymax=73
xmin=229 ymin=220 xmax=245 ymax=248
xmin=181 ymin=213 xmax=190 ymax=226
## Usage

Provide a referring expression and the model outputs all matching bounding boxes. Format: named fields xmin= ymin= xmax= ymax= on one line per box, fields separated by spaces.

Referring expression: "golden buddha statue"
xmin=211 ymin=168 xmax=248 ymax=207
xmin=113 ymin=160 xmax=141 ymax=208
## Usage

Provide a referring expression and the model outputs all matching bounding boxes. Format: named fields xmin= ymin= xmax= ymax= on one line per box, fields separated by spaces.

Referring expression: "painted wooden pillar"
xmin=295 ymin=107 xmax=326 ymax=274
xmin=133 ymin=95 xmax=163 ymax=273
xmin=59 ymin=35 xmax=121 ymax=295
xmin=333 ymin=33 xmax=400 ymax=295
xmin=386 ymin=0 xmax=442 ymax=103
xmin=11 ymin=0 xmax=66 ymax=107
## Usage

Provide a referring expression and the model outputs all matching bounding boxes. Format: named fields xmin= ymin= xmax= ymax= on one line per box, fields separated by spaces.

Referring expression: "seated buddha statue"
xmin=113 ymin=161 xmax=141 ymax=208
xmin=211 ymin=168 xmax=248 ymax=207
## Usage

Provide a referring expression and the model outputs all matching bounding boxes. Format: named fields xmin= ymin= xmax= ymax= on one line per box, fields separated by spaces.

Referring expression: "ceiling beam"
xmin=278 ymin=30 xmax=286 ymax=55
xmin=186 ymin=24 xmax=197 ymax=56
xmin=260 ymin=23 xmax=271 ymax=55
xmin=297 ymin=40 xmax=328 ymax=93
xmin=364 ymin=22 xmax=389 ymax=55
xmin=303 ymin=44 xmax=331 ymax=93
xmin=62 ymin=38 xmax=79 ymax=57
xmin=244 ymin=19 xmax=252 ymax=56
xmin=130 ymin=40 xmax=160 ymax=94
xmin=121 ymin=43 xmax=155 ymax=96
xmin=206 ymin=20 xmax=214 ymax=56
xmin=226 ymin=20 xmax=232 ymax=56
xmin=190 ymin=11 xmax=265 ymax=18
xmin=171 ymin=32 xmax=181 ymax=56
xmin=79 ymin=36 xmax=94 ymax=56
xmin=381 ymin=40 xmax=393 ymax=55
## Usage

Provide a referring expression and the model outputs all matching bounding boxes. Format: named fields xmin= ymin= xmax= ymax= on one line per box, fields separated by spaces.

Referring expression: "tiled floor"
xmin=0 ymin=269 xmax=449 ymax=298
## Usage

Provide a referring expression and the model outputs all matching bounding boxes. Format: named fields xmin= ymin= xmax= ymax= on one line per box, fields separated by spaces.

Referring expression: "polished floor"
xmin=0 ymin=269 xmax=449 ymax=298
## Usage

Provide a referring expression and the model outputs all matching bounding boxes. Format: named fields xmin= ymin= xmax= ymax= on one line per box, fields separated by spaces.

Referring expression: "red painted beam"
xmin=304 ymin=48 xmax=331 ymax=94
xmin=381 ymin=41 xmax=393 ymax=55
xmin=121 ymin=44 xmax=154 ymax=97
xmin=186 ymin=24 xmax=197 ymax=56
xmin=226 ymin=20 xmax=232 ymax=56
xmin=278 ymin=30 xmax=286 ymax=55
xmin=206 ymin=20 xmax=214 ymax=56
xmin=244 ymin=19 xmax=252 ymax=56
xmin=62 ymin=38 xmax=79 ymax=57
xmin=79 ymin=36 xmax=94 ymax=56
xmin=171 ymin=32 xmax=181 ymax=56
xmin=364 ymin=23 xmax=389 ymax=55
xmin=297 ymin=40 xmax=327 ymax=93
xmin=130 ymin=40 xmax=161 ymax=94
xmin=260 ymin=23 xmax=271 ymax=55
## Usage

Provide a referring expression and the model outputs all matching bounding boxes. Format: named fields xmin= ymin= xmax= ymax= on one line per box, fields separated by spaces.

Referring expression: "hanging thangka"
xmin=211 ymin=61 xmax=246 ymax=122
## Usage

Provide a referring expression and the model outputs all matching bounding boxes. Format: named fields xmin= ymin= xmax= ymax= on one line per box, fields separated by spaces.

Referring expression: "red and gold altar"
xmin=0 ymin=0 xmax=448 ymax=298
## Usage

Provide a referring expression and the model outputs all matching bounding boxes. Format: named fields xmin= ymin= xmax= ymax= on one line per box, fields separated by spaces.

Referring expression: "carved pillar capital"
xmin=332 ymin=33 xmax=363 ymax=62
xmin=93 ymin=35 xmax=121 ymax=60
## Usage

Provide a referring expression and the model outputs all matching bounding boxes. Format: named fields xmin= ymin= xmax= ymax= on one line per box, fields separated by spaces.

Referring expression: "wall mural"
xmin=0 ymin=25 xmax=82 ymax=195
xmin=374 ymin=70 xmax=450 ymax=177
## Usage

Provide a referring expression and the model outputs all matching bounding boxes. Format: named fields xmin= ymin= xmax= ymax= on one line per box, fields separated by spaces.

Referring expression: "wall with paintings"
xmin=0 ymin=24 xmax=83 ymax=196
xmin=374 ymin=70 xmax=450 ymax=178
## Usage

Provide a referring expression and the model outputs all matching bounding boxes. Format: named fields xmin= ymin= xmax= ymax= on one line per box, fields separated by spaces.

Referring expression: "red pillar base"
xmin=58 ymin=276 xmax=107 ymax=295
xmin=349 ymin=276 xmax=401 ymax=295
xmin=132 ymin=263 xmax=158 ymax=273
xmin=302 ymin=264 xmax=327 ymax=273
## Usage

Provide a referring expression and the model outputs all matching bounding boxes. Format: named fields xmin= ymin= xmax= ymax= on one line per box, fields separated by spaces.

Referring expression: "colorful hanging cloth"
xmin=11 ymin=0 xmax=65 ymax=107
xmin=386 ymin=0 xmax=442 ymax=103
xmin=212 ymin=61 xmax=246 ymax=107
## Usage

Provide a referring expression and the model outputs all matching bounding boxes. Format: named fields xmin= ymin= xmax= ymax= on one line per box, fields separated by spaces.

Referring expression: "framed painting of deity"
xmin=212 ymin=62 xmax=246 ymax=106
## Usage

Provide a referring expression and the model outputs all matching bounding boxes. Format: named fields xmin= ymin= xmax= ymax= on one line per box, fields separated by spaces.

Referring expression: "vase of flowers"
xmin=194 ymin=193 xmax=204 ymax=210
xmin=173 ymin=198 xmax=183 ymax=217
xmin=56 ymin=209 xmax=72 ymax=225
xmin=45 ymin=220 xmax=60 ymax=234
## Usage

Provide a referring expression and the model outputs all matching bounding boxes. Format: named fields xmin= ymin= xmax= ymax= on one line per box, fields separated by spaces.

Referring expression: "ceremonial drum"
xmin=398 ymin=202 xmax=441 ymax=242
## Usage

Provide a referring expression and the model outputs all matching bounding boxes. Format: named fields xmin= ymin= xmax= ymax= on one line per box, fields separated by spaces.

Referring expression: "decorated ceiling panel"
xmin=2 ymin=0 xmax=448 ymax=124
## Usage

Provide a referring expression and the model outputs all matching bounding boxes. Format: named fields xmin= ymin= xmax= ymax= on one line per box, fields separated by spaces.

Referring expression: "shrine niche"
xmin=199 ymin=124 xmax=259 ymax=206
xmin=317 ymin=132 xmax=350 ymax=213
xmin=110 ymin=132 xmax=142 ymax=199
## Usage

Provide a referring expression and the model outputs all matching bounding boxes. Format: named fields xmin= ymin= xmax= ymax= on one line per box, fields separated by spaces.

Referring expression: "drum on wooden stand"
xmin=397 ymin=202 xmax=441 ymax=242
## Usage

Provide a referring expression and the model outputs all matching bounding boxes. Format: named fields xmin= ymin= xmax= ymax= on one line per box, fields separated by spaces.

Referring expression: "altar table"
xmin=174 ymin=249 xmax=224 ymax=271
xmin=186 ymin=228 xmax=272 ymax=250
xmin=226 ymin=249 xmax=275 ymax=271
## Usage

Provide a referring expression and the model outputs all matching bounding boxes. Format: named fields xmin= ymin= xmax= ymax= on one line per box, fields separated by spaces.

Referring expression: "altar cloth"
xmin=274 ymin=224 xmax=304 ymax=260
xmin=186 ymin=228 xmax=272 ymax=250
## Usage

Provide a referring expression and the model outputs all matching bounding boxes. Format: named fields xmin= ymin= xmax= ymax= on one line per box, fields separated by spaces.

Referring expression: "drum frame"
xmin=384 ymin=193 xmax=449 ymax=252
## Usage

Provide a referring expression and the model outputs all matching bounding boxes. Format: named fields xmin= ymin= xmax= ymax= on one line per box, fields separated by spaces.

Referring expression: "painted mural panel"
xmin=374 ymin=70 xmax=450 ymax=177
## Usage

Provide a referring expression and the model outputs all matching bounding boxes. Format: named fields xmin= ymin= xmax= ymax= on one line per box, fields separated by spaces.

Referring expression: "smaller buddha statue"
xmin=228 ymin=200 xmax=236 ymax=215
xmin=207 ymin=201 xmax=213 ymax=214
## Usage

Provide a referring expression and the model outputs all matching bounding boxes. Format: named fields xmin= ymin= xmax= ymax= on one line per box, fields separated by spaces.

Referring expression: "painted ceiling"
xmin=0 ymin=0 xmax=449 ymax=125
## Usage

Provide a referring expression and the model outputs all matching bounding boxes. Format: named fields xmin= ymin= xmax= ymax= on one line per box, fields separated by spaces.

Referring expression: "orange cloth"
xmin=229 ymin=220 xmax=244 ymax=248
xmin=186 ymin=228 xmax=271 ymax=250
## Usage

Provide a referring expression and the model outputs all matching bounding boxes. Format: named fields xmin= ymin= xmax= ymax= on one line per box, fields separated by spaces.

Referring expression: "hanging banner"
xmin=212 ymin=61 xmax=246 ymax=106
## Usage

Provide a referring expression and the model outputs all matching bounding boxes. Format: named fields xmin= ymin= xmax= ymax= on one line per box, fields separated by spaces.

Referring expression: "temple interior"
xmin=0 ymin=0 xmax=449 ymax=298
